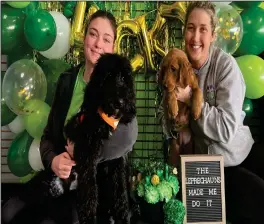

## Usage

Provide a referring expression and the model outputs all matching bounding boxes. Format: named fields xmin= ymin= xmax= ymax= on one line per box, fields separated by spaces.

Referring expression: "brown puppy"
xmin=158 ymin=48 xmax=203 ymax=167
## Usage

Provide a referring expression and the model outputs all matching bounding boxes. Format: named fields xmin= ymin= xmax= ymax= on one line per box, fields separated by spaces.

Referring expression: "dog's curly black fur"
xmin=64 ymin=53 xmax=136 ymax=224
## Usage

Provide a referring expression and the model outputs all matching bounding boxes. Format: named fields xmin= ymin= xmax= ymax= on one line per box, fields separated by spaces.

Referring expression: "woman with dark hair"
xmin=2 ymin=10 xmax=138 ymax=224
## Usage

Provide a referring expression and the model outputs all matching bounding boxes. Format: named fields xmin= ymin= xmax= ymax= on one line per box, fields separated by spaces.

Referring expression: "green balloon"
xmin=24 ymin=9 xmax=56 ymax=51
xmin=63 ymin=2 xmax=76 ymax=18
xmin=7 ymin=2 xmax=30 ymax=9
xmin=7 ymin=42 xmax=33 ymax=66
xmin=40 ymin=59 xmax=70 ymax=106
xmin=19 ymin=170 xmax=38 ymax=183
xmin=235 ymin=7 xmax=264 ymax=56
xmin=22 ymin=1 xmax=40 ymax=16
xmin=236 ymin=55 xmax=264 ymax=99
xmin=232 ymin=1 xmax=262 ymax=9
xmin=23 ymin=99 xmax=50 ymax=139
xmin=1 ymin=5 xmax=27 ymax=54
xmin=242 ymin=98 xmax=253 ymax=117
xmin=1 ymin=101 xmax=16 ymax=126
xmin=7 ymin=131 xmax=33 ymax=177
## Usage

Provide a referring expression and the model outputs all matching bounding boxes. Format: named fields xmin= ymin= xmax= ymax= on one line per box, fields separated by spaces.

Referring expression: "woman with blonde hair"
xmin=158 ymin=2 xmax=264 ymax=223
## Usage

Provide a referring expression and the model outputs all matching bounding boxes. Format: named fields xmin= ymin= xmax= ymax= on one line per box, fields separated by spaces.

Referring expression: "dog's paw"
xmin=192 ymin=107 xmax=202 ymax=120
xmin=191 ymin=88 xmax=203 ymax=120
xmin=167 ymin=102 xmax=179 ymax=120
xmin=165 ymin=92 xmax=178 ymax=120
xmin=168 ymin=110 xmax=178 ymax=120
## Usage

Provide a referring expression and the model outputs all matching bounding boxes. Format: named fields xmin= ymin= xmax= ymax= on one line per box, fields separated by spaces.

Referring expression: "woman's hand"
xmin=51 ymin=152 xmax=76 ymax=179
xmin=176 ymin=85 xmax=192 ymax=106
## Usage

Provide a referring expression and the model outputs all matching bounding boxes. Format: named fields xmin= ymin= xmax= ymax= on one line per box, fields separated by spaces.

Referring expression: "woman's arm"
xmin=40 ymin=75 xmax=63 ymax=169
xmin=157 ymin=98 xmax=172 ymax=139
xmin=195 ymin=56 xmax=245 ymax=144
xmin=98 ymin=117 xmax=138 ymax=162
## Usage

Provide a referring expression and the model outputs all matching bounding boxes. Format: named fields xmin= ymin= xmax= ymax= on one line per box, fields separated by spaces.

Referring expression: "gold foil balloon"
xmin=131 ymin=54 xmax=144 ymax=73
xmin=116 ymin=9 xmax=169 ymax=73
xmin=148 ymin=12 xmax=166 ymax=58
xmin=153 ymin=39 xmax=166 ymax=58
xmin=115 ymin=19 xmax=141 ymax=54
xmin=87 ymin=4 xmax=99 ymax=20
xmin=70 ymin=1 xmax=86 ymax=47
xmin=137 ymin=15 xmax=156 ymax=72
xmin=158 ymin=2 xmax=188 ymax=24
xmin=215 ymin=4 xmax=243 ymax=55
xmin=123 ymin=1 xmax=130 ymax=20
xmin=115 ymin=18 xmax=144 ymax=72
xmin=83 ymin=4 xmax=99 ymax=35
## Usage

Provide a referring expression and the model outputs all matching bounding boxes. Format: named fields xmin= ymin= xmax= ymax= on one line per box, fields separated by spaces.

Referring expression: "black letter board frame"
xmin=181 ymin=155 xmax=226 ymax=224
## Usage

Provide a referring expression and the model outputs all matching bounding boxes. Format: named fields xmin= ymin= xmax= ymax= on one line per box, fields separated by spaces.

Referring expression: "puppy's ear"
xmin=157 ymin=67 xmax=163 ymax=85
xmin=179 ymin=61 xmax=194 ymax=87
xmin=157 ymin=57 xmax=167 ymax=85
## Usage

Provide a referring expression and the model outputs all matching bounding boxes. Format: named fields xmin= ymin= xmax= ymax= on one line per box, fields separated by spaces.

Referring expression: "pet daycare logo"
xmin=206 ymin=85 xmax=216 ymax=102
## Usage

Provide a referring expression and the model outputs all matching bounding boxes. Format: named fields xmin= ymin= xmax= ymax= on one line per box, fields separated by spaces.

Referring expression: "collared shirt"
xmin=64 ymin=66 xmax=87 ymax=126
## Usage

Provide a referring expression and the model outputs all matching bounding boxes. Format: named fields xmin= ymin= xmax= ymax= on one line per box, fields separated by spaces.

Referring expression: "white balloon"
xmin=28 ymin=139 xmax=45 ymax=171
xmin=8 ymin=115 xmax=25 ymax=134
xmin=39 ymin=11 xmax=71 ymax=59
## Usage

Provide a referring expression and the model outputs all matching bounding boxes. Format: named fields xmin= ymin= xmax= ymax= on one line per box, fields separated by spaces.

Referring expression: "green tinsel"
xmin=156 ymin=180 xmax=172 ymax=203
xmin=163 ymin=199 xmax=186 ymax=224
xmin=168 ymin=175 xmax=180 ymax=195
xmin=144 ymin=185 xmax=160 ymax=204
xmin=137 ymin=182 xmax=145 ymax=197
xmin=131 ymin=159 xmax=164 ymax=176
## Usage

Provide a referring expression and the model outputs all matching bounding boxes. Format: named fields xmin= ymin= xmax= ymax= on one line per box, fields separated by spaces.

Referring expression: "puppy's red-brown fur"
xmin=158 ymin=48 xmax=203 ymax=167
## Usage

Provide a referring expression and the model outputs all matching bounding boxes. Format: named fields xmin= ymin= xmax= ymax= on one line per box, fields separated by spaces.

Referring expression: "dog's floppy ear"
xmin=157 ymin=56 xmax=168 ymax=85
xmin=157 ymin=65 xmax=163 ymax=85
xmin=179 ymin=60 xmax=194 ymax=87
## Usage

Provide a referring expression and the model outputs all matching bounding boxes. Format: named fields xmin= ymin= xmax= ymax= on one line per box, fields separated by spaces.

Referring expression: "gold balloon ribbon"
xmin=158 ymin=2 xmax=188 ymax=24
xmin=70 ymin=1 xmax=87 ymax=47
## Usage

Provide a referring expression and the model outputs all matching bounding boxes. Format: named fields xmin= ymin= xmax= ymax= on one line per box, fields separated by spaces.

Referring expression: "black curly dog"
xmin=61 ymin=53 xmax=136 ymax=224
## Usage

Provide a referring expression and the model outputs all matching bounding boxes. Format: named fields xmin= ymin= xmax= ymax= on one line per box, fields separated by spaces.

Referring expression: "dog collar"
xmin=97 ymin=107 xmax=120 ymax=130
xmin=79 ymin=108 xmax=120 ymax=130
